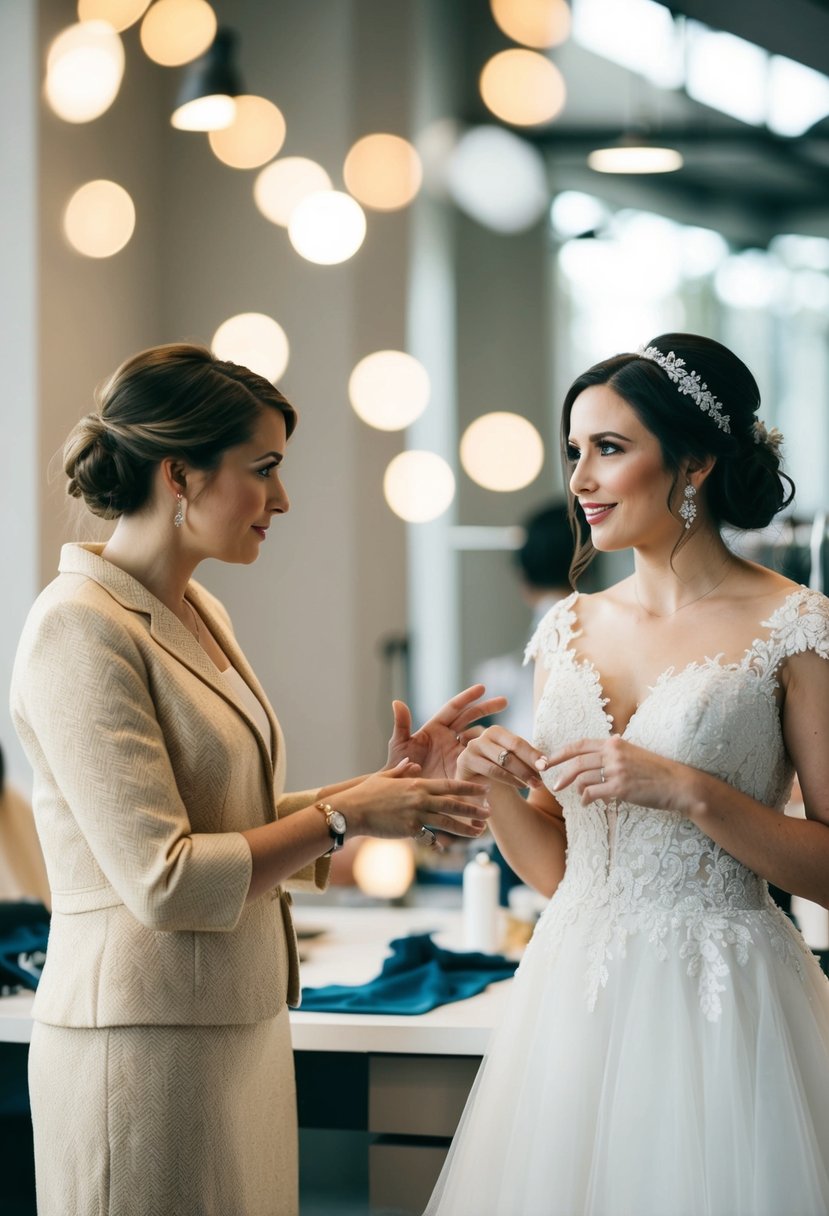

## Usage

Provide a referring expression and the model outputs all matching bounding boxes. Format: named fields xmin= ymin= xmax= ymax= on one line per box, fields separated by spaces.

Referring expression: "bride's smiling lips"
xmin=581 ymin=501 xmax=617 ymax=525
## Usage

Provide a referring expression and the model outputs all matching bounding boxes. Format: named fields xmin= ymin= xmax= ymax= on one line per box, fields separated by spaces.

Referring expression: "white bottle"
xmin=462 ymin=851 xmax=500 ymax=953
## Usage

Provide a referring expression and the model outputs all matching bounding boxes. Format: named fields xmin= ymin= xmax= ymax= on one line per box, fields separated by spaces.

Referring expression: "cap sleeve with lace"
xmin=754 ymin=587 xmax=829 ymax=677
xmin=524 ymin=591 xmax=580 ymax=670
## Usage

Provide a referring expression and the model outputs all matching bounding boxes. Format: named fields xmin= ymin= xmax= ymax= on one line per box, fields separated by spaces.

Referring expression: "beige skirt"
xmin=29 ymin=1007 xmax=297 ymax=1216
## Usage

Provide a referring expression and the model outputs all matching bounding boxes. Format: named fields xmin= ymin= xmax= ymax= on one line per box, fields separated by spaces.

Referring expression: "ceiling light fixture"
xmin=587 ymin=132 xmax=683 ymax=174
xmin=171 ymin=27 xmax=241 ymax=132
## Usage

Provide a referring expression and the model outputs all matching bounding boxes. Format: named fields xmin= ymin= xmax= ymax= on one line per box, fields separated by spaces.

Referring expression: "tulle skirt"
xmin=425 ymin=904 xmax=829 ymax=1216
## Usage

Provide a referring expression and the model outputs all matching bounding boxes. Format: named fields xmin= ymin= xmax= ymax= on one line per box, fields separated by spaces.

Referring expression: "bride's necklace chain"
xmin=634 ymin=561 xmax=732 ymax=619
xmin=182 ymin=597 xmax=201 ymax=643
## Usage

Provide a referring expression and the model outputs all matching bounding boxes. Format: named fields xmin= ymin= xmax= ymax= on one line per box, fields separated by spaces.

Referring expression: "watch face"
xmin=329 ymin=810 xmax=347 ymax=835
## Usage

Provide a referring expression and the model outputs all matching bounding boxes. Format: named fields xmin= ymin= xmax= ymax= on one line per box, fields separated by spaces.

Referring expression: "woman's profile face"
xmin=183 ymin=407 xmax=290 ymax=565
xmin=567 ymin=384 xmax=678 ymax=554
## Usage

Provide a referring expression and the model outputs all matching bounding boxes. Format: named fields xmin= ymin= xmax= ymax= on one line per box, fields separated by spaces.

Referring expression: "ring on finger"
xmin=600 ymin=765 xmax=606 ymax=784
xmin=497 ymin=748 xmax=512 ymax=768
xmin=418 ymin=825 xmax=438 ymax=847
xmin=455 ymin=733 xmax=463 ymax=745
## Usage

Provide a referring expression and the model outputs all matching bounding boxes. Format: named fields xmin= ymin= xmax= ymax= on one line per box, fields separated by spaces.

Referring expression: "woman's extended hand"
xmin=546 ymin=735 xmax=690 ymax=812
xmin=336 ymin=762 xmax=490 ymax=849
xmin=386 ymin=684 xmax=508 ymax=779
xmin=457 ymin=725 xmax=550 ymax=792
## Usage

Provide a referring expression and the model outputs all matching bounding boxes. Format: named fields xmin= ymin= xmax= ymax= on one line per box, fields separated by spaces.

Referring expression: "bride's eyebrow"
xmin=588 ymin=430 xmax=633 ymax=442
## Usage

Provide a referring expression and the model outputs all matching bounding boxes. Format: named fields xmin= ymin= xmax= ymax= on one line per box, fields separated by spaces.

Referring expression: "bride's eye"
xmin=566 ymin=443 xmax=580 ymax=463
xmin=599 ymin=441 xmax=621 ymax=456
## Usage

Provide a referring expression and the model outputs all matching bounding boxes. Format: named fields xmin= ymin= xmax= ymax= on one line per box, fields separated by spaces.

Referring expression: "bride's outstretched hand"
xmin=457 ymin=725 xmax=550 ymax=792
xmin=386 ymin=684 xmax=508 ymax=779
xmin=547 ymin=736 xmax=689 ymax=812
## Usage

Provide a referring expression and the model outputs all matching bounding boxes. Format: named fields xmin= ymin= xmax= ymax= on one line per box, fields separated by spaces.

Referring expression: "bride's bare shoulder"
xmin=570 ymin=580 xmax=637 ymax=626
xmin=729 ymin=558 xmax=803 ymax=610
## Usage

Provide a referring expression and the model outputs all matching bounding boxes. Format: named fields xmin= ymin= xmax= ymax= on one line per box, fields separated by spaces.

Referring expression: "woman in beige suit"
xmin=10 ymin=344 xmax=494 ymax=1216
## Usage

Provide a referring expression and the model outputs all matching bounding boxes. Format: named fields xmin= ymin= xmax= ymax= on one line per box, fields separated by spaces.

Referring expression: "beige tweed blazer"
xmin=10 ymin=543 xmax=328 ymax=1028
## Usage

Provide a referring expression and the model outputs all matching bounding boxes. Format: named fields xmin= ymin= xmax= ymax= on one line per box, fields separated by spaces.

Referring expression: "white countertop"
xmin=0 ymin=905 xmax=514 ymax=1056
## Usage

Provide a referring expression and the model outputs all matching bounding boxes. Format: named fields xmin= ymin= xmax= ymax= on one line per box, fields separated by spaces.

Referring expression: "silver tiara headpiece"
xmin=637 ymin=345 xmax=731 ymax=434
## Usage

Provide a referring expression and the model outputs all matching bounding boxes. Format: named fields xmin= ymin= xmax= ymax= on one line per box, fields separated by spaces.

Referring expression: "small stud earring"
xmin=173 ymin=492 xmax=185 ymax=528
xmin=679 ymin=483 xmax=697 ymax=530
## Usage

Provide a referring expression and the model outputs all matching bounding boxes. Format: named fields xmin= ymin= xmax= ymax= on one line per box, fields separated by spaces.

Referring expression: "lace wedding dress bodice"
xmin=525 ymin=586 xmax=829 ymax=1021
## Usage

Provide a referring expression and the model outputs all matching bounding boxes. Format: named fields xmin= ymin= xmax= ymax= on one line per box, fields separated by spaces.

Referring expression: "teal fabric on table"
xmin=299 ymin=932 xmax=517 ymax=1015
xmin=0 ymin=901 xmax=49 ymax=996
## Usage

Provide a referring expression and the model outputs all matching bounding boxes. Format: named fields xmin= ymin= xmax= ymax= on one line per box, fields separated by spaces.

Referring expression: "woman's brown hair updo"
xmin=560 ymin=332 xmax=795 ymax=584
xmin=64 ymin=343 xmax=297 ymax=519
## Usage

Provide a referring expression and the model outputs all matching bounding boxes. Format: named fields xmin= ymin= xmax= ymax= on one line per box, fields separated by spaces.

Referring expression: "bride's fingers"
xmin=552 ymin=752 xmax=604 ymax=792
xmin=478 ymin=740 xmax=546 ymax=790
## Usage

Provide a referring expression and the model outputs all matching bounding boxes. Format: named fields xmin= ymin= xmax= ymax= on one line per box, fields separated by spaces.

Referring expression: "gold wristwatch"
xmin=316 ymin=801 xmax=347 ymax=855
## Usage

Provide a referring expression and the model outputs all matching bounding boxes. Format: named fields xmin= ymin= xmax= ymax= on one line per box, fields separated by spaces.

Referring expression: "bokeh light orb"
xmin=348 ymin=351 xmax=431 ymax=431
xmin=211 ymin=312 xmax=290 ymax=383
xmin=208 ymin=95 xmax=286 ymax=169
xmin=288 ymin=191 xmax=367 ymax=265
xmin=460 ymin=412 xmax=544 ymax=491
xmin=253 ymin=157 xmax=332 ymax=227
xmin=353 ymin=839 xmax=416 ymax=899
xmin=140 ymin=0 xmax=217 ymax=66
xmin=480 ymin=48 xmax=566 ymax=126
xmin=447 ymin=126 xmax=548 ymax=233
xmin=489 ymin=0 xmax=571 ymax=48
xmin=63 ymin=179 xmax=136 ymax=257
xmin=343 ymin=134 xmax=423 ymax=211
xmin=77 ymin=0 xmax=151 ymax=31
xmin=383 ymin=451 xmax=455 ymax=523
xmin=45 ymin=21 xmax=125 ymax=123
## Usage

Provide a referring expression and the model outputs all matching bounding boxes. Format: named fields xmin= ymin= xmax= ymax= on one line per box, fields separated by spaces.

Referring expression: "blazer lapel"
xmin=58 ymin=545 xmax=279 ymax=809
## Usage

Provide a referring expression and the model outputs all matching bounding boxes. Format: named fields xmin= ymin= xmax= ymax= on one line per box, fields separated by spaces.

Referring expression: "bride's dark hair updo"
xmin=63 ymin=343 xmax=297 ymax=519
xmin=560 ymin=332 xmax=795 ymax=583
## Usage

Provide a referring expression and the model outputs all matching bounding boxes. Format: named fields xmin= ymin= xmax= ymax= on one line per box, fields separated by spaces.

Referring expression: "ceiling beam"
xmin=665 ymin=0 xmax=829 ymax=76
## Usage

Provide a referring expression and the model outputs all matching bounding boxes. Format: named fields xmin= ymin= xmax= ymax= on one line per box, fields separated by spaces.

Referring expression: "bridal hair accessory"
xmin=679 ymin=483 xmax=697 ymax=530
xmin=173 ymin=492 xmax=185 ymax=528
xmin=752 ymin=418 xmax=784 ymax=455
xmin=637 ymin=346 xmax=731 ymax=434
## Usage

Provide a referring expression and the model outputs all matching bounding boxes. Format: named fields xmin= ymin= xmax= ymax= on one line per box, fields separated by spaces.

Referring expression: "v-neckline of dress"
xmin=561 ymin=586 xmax=806 ymax=739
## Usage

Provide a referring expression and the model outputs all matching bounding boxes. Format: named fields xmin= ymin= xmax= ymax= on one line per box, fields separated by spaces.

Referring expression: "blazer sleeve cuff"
xmin=285 ymin=853 xmax=331 ymax=893
xmin=137 ymin=831 xmax=253 ymax=932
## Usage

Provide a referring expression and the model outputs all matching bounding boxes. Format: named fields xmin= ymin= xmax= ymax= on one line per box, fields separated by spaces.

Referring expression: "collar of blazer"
xmin=58 ymin=543 xmax=283 ymax=787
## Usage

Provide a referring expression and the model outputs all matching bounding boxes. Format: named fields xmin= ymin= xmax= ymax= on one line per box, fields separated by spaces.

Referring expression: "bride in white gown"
xmin=425 ymin=333 xmax=829 ymax=1216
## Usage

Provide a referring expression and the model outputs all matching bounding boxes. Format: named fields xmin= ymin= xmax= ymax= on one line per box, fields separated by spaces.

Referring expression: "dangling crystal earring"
xmin=679 ymin=483 xmax=697 ymax=530
xmin=173 ymin=492 xmax=185 ymax=528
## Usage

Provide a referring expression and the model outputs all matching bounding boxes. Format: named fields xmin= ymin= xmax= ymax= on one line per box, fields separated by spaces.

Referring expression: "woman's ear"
xmin=685 ymin=454 xmax=717 ymax=490
xmin=159 ymin=457 xmax=188 ymax=497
